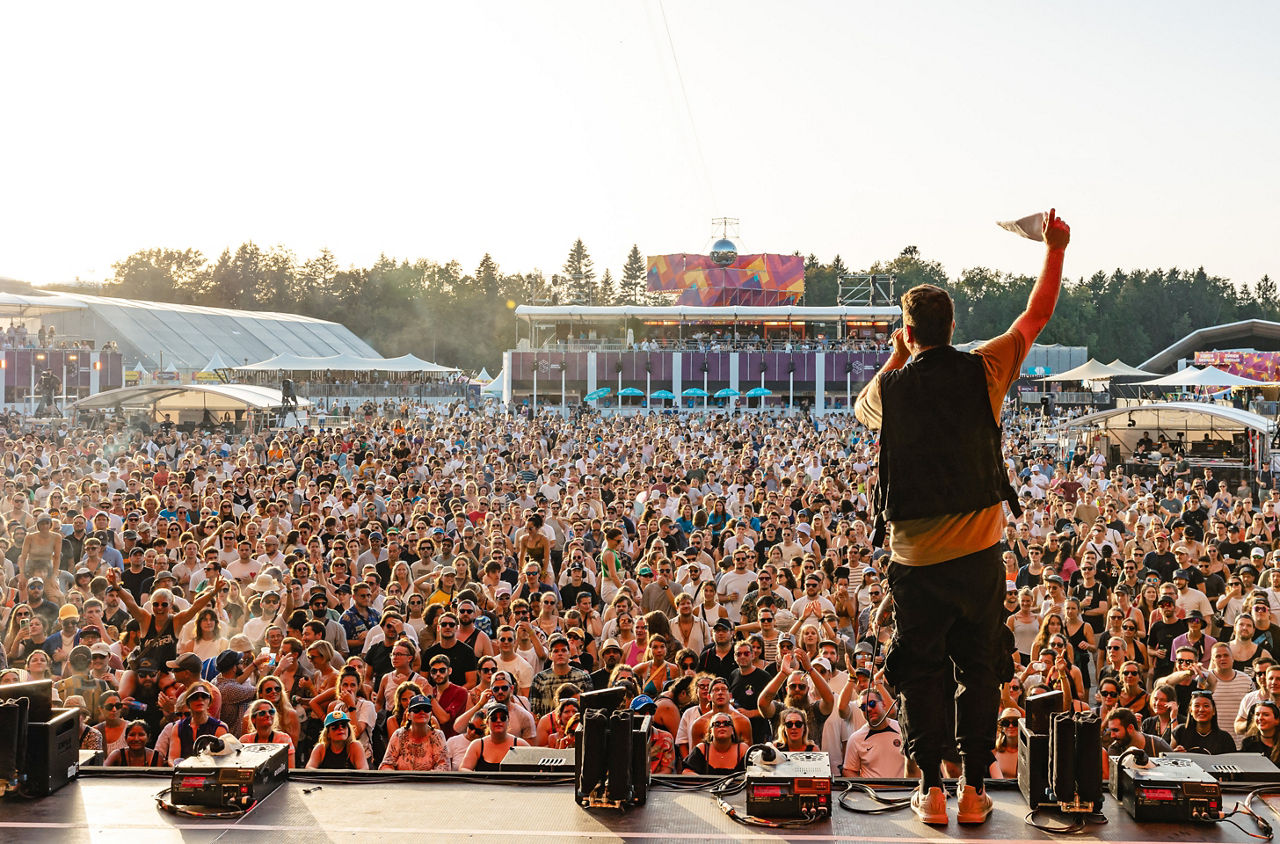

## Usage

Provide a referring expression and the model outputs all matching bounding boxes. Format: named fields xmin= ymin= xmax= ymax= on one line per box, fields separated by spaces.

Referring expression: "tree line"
xmin=48 ymin=240 xmax=1277 ymax=372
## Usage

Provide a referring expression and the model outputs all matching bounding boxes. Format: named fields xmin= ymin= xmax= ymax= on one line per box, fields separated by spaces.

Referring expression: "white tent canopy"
xmin=1043 ymin=358 xmax=1132 ymax=382
xmin=202 ymin=351 xmax=234 ymax=372
xmin=481 ymin=370 xmax=504 ymax=396
xmin=1106 ymin=359 xmax=1158 ymax=378
xmin=1060 ymin=401 xmax=1274 ymax=456
xmin=0 ymin=292 xmax=88 ymax=318
xmin=1136 ymin=366 xmax=1271 ymax=388
xmin=71 ymin=384 xmax=311 ymax=413
xmin=235 ymin=353 xmax=459 ymax=373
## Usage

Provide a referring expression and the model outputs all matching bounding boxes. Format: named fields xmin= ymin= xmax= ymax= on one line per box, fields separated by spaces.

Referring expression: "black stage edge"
xmin=0 ymin=769 xmax=1276 ymax=843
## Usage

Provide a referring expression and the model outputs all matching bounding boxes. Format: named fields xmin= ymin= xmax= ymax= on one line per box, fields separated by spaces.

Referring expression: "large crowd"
xmin=1 ymin=402 xmax=1278 ymax=778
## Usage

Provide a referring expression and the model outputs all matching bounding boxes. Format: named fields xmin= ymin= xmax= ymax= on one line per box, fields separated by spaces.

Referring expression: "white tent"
xmin=202 ymin=351 xmax=234 ymax=372
xmin=235 ymin=353 xmax=459 ymax=373
xmin=1137 ymin=366 xmax=1270 ymax=388
xmin=481 ymin=370 xmax=504 ymax=396
xmin=1043 ymin=358 xmax=1131 ymax=382
xmin=72 ymin=383 xmax=310 ymax=414
xmin=1106 ymin=359 xmax=1158 ymax=378
xmin=476 ymin=368 xmax=492 ymax=382
xmin=1060 ymin=401 xmax=1274 ymax=458
xmin=0 ymin=292 xmax=87 ymax=318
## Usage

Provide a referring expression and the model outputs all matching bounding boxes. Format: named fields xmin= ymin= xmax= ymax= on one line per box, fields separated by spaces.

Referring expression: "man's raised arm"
xmin=1011 ymin=208 xmax=1071 ymax=347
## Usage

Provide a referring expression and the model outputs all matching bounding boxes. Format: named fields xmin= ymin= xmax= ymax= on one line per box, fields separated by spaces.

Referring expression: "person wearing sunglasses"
xmin=683 ymin=713 xmax=749 ymax=775
xmin=991 ymin=707 xmax=1022 ymax=779
xmin=106 ymin=564 xmax=219 ymax=672
xmin=168 ymin=682 xmax=229 ymax=765
xmin=239 ymin=697 xmax=297 ymax=767
xmin=306 ymin=709 xmax=368 ymax=770
xmin=459 ymin=702 xmax=529 ymax=771
xmin=774 ymin=706 xmax=819 ymax=753
xmin=842 ymin=691 xmax=906 ymax=779
xmin=379 ymin=693 xmax=448 ymax=771
xmin=92 ymin=690 xmax=129 ymax=755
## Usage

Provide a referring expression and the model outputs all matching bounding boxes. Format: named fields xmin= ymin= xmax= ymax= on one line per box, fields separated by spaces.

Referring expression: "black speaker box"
xmin=1018 ymin=721 xmax=1052 ymax=809
xmin=24 ymin=708 xmax=80 ymax=796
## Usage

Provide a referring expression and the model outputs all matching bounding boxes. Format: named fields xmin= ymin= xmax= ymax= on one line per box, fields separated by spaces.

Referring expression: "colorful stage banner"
xmin=646 ymin=254 xmax=805 ymax=306
xmin=1194 ymin=351 xmax=1280 ymax=382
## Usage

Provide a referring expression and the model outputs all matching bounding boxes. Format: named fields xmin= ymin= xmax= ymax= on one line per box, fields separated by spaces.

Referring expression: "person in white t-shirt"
xmin=717 ymin=549 xmax=758 ymax=623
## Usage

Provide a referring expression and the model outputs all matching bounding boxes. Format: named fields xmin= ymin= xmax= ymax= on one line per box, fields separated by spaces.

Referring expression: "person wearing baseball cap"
xmin=306 ymin=709 xmax=369 ymax=770
xmin=379 ymin=694 xmax=448 ymax=771
xmin=168 ymin=681 xmax=228 ymax=765
xmin=1172 ymin=566 xmax=1214 ymax=620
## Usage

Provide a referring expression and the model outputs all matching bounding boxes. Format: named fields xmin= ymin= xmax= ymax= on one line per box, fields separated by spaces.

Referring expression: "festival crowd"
xmin=1 ymin=404 xmax=1278 ymax=777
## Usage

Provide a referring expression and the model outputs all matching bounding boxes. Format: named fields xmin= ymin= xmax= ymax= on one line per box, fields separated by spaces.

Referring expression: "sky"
xmin=1 ymin=2 xmax=1277 ymax=291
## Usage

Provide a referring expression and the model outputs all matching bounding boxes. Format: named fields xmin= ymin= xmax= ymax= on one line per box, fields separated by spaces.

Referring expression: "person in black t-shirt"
xmin=697 ymin=619 xmax=738 ymax=680
xmin=727 ymin=640 xmax=773 ymax=743
xmin=1147 ymin=596 xmax=1189 ymax=679
xmin=1142 ymin=533 xmax=1178 ymax=582
xmin=120 ymin=548 xmax=155 ymax=604
xmin=422 ymin=612 xmax=479 ymax=688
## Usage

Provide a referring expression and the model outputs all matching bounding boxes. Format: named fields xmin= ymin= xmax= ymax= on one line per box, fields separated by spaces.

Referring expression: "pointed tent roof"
xmin=480 ymin=370 xmax=504 ymax=396
xmin=235 ymin=353 xmax=459 ymax=373
xmin=1137 ymin=366 xmax=1271 ymax=388
xmin=476 ymin=367 xmax=492 ymax=382
xmin=202 ymin=351 xmax=234 ymax=372
xmin=1042 ymin=358 xmax=1130 ymax=382
xmin=1105 ymin=359 xmax=1158 ymax=378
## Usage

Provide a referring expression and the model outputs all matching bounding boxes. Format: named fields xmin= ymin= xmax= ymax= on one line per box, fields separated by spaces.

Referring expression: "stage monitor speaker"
xmin=23 ymin=708 xmax=79 ymax=796
xmin=1025 ymin=689 xmax=1064 ymax=735
xmin=1018 ymin=721 xmax=1052 ymax=809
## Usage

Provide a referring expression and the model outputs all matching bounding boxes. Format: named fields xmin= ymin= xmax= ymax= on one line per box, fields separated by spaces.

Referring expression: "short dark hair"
xmin=1108 ymin=706 xmax=1139 ymax=731
xmin=901 ymin=284 xmax=954 ymax=347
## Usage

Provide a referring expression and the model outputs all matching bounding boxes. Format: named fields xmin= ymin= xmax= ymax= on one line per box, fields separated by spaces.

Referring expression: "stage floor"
xmin=0 ymin=773 xmax=1272 ymax=843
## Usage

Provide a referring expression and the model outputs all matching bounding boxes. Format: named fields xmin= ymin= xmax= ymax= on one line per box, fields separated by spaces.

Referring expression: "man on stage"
xmin=855 ymin=209 xmax=1071 ymax=824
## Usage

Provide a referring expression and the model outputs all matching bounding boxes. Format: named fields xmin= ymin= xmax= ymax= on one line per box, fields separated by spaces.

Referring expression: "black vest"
xmin=873 ymin=346 xmax=1019 ymax=534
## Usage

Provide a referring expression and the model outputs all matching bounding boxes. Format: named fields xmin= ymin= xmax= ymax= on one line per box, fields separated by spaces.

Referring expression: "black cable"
xmin=1024 ymin=808 xmax=1090 ymax=834
xmin=1214 ymin=787 xmax=1276 ymax=840
xmin=154 ymin=787 xmax=257 ymax=819
xmin=836 ymin=781 xmax=915 ymax=815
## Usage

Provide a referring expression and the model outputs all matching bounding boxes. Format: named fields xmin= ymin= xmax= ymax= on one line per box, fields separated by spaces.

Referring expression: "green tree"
xmin=293 ymin=248 xmax=340 ymax=312
xmin=598 ymin=269 xmax=616 ymax=306
xmin=204 ymin=243 xmax=263 ymax=309
xmin=254 ymin=246 xmax=298 ymax=311
xmin=620 ymin=244 xmax=646 ymax=304
xmin=109 ymin=248 xmax=208 ymax=303
xmin=561 ymin=238 xmax=596 ymax=304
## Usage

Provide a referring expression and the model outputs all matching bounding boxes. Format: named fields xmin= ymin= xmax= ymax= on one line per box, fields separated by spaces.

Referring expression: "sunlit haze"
xmin=2 ymin=1 xmax=1276 ymax=289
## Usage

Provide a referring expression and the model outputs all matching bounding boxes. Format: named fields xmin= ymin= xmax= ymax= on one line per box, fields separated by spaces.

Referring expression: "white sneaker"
xmin=956 ymin=779 xmax=993 ymax=824
xmin=910 ymin=786 xmax=948 ymax=825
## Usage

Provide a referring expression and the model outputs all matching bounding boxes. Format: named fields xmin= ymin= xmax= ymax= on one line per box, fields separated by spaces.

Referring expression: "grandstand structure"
xmin=38 ymin=291 xmax=377 ymax=373
xmin=502 ymin=304 xmax=901 ymax=411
